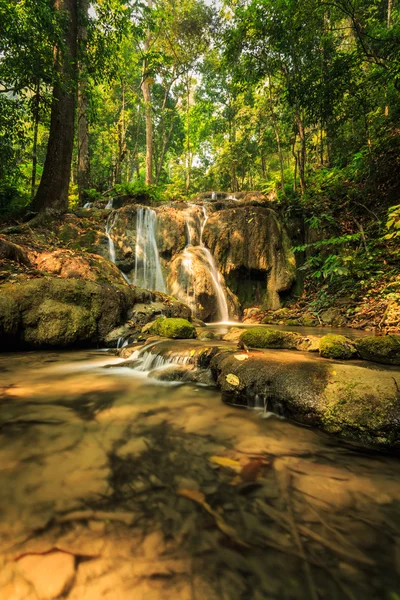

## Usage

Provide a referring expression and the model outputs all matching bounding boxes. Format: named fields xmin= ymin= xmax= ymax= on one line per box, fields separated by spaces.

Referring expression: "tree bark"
xmin=31 ymin=0 xmax=78 ymax=213
xmin=142 ymin=0 xmax=153 ymax=186
xmin=267 ymin=76 xmax=284 ymax=193
xmin=295 ymin=111 xmax=306 ymax=194
xmin=31 ymin=79 xmax=41 ymax=199
xmin=77 ymin=0 xmax=90 ymax=204
xmin=185 ymin=76 xmax=191 ymax=195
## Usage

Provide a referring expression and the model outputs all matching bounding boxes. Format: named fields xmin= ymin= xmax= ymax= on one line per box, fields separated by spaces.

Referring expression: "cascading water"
xmin=134 ymin=207 xmax=166 ymax=293
xmin=105 ymin=212 xmax=130 ymax=283
xmin=105 ymin=213 xmax=117 ymax=263
xmin=179 ymin=205 xmax=230 ymax=322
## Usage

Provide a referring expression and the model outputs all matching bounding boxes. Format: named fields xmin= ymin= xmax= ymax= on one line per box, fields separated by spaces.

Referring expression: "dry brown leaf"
xmin=177 ymin=488 xmax=206 ymax=503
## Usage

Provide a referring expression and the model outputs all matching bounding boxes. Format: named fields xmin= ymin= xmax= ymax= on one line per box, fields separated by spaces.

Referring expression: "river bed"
xmin=1 ymin=349 xmax=400 ymax=599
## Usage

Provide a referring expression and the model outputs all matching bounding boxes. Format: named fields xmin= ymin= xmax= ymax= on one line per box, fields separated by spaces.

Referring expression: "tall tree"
xmin=77 ymin=0 xmax=90 ymax=204
xmin=31 ymin=0 xmax=78 ymax=212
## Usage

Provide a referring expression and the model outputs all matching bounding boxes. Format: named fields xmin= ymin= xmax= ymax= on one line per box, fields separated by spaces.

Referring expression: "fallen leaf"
xmin=234 ymin=354 xmax=248 ymax=361
xmin=177 ymin=488 xmax=206 ymax=503
xmin=226 ymin=373 xmax=240 ymax=386
xmin=209 ymin=456 xmax=242 ymax=471
xmin=240 ymin=458 xmax=265 ymax=482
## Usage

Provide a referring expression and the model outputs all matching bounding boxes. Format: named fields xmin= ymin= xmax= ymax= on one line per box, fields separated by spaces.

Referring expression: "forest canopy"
xmin=0 ymin=0 xmax=399 ymax=218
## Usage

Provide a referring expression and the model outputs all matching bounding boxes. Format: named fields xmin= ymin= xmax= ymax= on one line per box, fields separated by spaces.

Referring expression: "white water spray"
xmin=105 ymin=212 xmax=117 ymax=263
xmin=134 ymin=207 xmax=166 ymax=293
xmin=181 ymin=205 xmax=230 ymax=322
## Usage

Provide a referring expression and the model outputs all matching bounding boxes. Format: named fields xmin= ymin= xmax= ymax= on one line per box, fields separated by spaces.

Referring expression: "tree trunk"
xmin=31 ymin=79 xmax=41 ymax=199
xmin=77 ymin=0 xmax=90 ymax=204
xmin=31 ymin=0 xmax=78 ymax=213
xmin=267 ymin=76 xmax=284 ymax=193
xmin=185 ymin=77 xmax=191 ymax=195
xmin=295 ymin=111 xmax=306 ymax=194
xmin=142 ymin=0 xmax=153 ymax=186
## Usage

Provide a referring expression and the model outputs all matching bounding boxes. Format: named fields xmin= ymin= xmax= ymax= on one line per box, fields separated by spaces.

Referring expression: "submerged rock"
xmin=211 ymin=349 xmax=400 ymax=448
xmin=149 ymin=317 xmax=196 ymax=339
xmin=355 ymin=335 xmax=400 ymax=365
xmin=239 ymin=328 xmax=303 ymax=350
xmin=319 ymin=334 xmax=357 ymax=360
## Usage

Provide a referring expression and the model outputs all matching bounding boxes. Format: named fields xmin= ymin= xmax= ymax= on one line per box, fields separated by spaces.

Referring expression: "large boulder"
xmin=30 ymin=249 xmax=126 ymax=285
xmin=211 ymin=349 xmax=400 ymax=448
xmin=355 ymin=335 xmax=400 ymax=366
xmin=167 ymin=246 xmax=240 ymax=322
xmin=0 ymin=278 xmax=136 ymax=349
xmin=202 ymin=206 xmax=296 ymax=309
xmin=239 ymin=327 xmax=303 ymax=350
xmin=319 ymin=334 xmax=357 ymax=359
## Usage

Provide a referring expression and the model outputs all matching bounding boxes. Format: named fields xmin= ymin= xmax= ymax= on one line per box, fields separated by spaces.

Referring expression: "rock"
xmin=222 ymin=327 xmax=243 ymax=342
xmin=297 ymin=335 xmax=320 ymax=352
xmin=149 ymin=317 xmax=196 ymax=339
xmin=210 ymin=349 xmax=400 ymax=448
xmin=319 ymin=334 xmax=357 ymax=359
xmin=320 ymin=307 xmax=342 ymax=325
xmin=150 ymin=365 xmax=193 ymax=381
xmin=0 ymin=237 xmax=31 ymax=265
xmin=104 ymin=325 xmax=135 ymax=347
xmin=355 ymin=335 xmax=400 ymax=365
xmin=0 ymin=278 xmax=136 ymax=349
xmin=17 ymin=551 xmax=75 ymax=600
xmin=239 ymin=328 xmax=303 ymax=350
xmin=31 ymin=249 xmax=126 ymax=285
xmin=203 ymin=206 xmax=296 ymax=310
xmin=167 ymin=246 xmax=241 ymax=322
xmin=197 ymin=329 xmax=222 ymax=340
xmin=182 ymin=368 xmax=214 ymax=386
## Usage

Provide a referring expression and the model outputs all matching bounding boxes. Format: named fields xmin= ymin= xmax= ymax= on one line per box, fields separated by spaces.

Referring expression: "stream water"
xmin=1 ymin=348 xmax=400 ymax=599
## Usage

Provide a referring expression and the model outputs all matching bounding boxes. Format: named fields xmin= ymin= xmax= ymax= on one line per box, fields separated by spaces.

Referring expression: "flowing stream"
xmin=1 ymin=347 xmax=400 ymax=599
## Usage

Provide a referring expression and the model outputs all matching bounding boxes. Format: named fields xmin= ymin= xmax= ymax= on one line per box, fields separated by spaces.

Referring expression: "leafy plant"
xmin=384 ymin=204 xmax=400 ymax=240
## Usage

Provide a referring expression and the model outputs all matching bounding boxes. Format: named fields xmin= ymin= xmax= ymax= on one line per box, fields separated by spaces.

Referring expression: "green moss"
xmin=355 ymin=335 xmax=400 ymax=365
xmin=150 ymin=317 xmax=196 ymax=339
xmin=0 ymin=294 xmax=20 ymax=337
xmin=239 ymin=327 xmax=302 ymax=349
xmin=25 ymin=299 xmax=97 ymax=347
xmin=301 ymin=315 xmax=317 ymax=327
xmin=319 ymin=334 xmax=357 ymax=359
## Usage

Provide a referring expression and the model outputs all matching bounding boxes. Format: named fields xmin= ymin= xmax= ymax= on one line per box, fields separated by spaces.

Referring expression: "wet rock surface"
xmin=211 ymin=348 xmax=400 ymax=448
xmin=1 ymin=349 xmax=400 ymax=600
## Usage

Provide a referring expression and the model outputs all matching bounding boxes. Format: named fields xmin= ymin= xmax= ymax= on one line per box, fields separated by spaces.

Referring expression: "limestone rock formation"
xmin=203 ymin=206 xmax=297 ymax=310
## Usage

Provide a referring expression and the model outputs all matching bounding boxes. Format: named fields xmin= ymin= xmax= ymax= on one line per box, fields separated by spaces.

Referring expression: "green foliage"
xmin=384 ymin=204 xmax=400 ymax=239
xmin=112 ymin=181 xmax=164 ymax=204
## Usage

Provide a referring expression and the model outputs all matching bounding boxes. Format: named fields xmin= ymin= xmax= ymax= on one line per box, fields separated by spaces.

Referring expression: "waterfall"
xmin=105 ymin=212 xmax=130 ymax=283
xmin=181 ymin=205 xmax=230 ymax=322
xmin=134 ymin=207 xmax=166 ymax=293
xmin=105 ymin=213 xmax=117 ymax=263
xmin=106 ymin=198 xmax=114 ymax=209
xmin=198 ymin=206 xmax=229 ymax=322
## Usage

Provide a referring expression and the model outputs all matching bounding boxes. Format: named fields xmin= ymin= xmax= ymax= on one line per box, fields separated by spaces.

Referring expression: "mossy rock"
xmin=319 ymin=334 xmax=357 ymax=360
xmin=24 ymin=299 xmax=96 ymax=347
xmin=149 ymin=317 xmax=196 ymax=339
xmin=239 ymin=327 xmax=303 ymax=349
xmin=355 ymin=335 xmax=400 ymax=365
